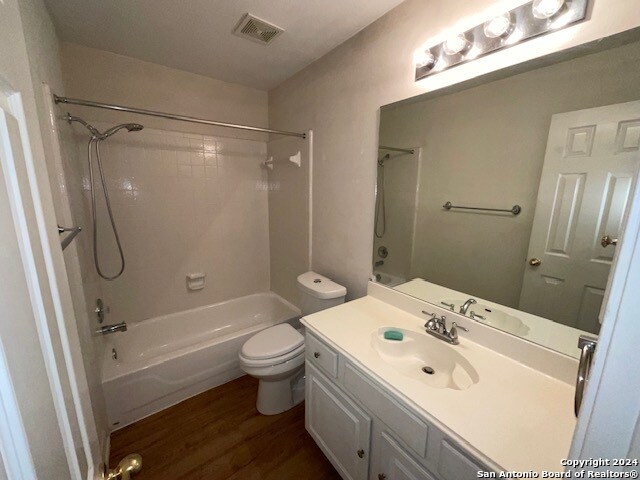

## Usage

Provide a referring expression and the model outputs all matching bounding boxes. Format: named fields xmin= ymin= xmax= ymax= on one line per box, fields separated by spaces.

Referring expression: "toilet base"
xmin=256 ymin=373 xmax=304 ymax=415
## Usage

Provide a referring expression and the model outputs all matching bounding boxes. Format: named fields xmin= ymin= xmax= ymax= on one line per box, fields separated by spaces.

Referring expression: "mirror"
xmin=374 ymin=31 xmax=640 ymax=358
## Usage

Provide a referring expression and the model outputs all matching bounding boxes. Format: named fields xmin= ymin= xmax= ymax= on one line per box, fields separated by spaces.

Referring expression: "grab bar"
xmin=574 ymin=335 xmax=597 ymax=417
xmin=443 ymin=201 xmax=521 ymax=215
xmin=58 ymin=224 xmax=82 ymax=250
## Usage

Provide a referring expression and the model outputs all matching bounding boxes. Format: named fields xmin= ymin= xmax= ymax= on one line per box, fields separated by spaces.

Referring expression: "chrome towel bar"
xmin=58 ymin=224 xmax=82 ymax=250
xmin=443 ymin=201 xmax=522 ymax=215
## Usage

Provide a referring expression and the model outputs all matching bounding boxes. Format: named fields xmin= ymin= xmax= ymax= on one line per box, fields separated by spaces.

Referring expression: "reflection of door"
xmin=520 ymin=101 xmax=640 ymax=332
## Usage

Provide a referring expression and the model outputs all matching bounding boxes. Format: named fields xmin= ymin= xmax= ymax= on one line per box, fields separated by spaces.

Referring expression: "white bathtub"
xmin=102 ymin=292 xmax=300 ymax=429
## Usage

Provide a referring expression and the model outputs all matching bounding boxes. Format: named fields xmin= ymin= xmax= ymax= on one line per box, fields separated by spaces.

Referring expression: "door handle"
xmin=574 ymin=335 xmax=597 ymax=417
xmin=529 ymin=258 xmax=542 ymax=267
xmin=601 ymin=235 xmax=618 ymax=248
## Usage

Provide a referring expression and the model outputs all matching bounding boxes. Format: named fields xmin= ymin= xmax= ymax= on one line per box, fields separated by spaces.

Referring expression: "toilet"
xmin=239 ymin=271 xmax=347 ymax=415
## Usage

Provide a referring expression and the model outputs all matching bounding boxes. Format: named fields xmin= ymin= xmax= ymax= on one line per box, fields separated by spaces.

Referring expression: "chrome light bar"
xmin=415 ymin=0 xmax=589 ymax=81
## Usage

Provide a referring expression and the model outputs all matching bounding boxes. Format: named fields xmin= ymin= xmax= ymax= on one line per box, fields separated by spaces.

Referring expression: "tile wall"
xmin=73 ymin=123 xmax=270 ymax=323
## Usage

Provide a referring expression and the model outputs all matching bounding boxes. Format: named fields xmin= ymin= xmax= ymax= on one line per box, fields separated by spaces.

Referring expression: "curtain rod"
xmin=378 ymin=145 xmax=415 ymax=154
xmin=53 ymin=95 xmax=306 ymax=139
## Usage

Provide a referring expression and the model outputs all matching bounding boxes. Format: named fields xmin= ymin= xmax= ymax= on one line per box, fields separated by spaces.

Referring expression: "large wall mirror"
xmin=373 ymin=29 xmax=640 ymax=358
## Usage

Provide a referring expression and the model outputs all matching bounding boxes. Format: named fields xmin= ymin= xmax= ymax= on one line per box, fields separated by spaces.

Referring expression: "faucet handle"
xmin=451 ymin=322 xmax=468 ymax=332
xmin=440 ymin=301 xmax=455 ymax=311
xmin=448 ymin=322 xmax=468 ymax=343
xmin=470 ymin=311 xmax=486 ymax=321
xmin=422 ymin=311 xmax=438 ymax=330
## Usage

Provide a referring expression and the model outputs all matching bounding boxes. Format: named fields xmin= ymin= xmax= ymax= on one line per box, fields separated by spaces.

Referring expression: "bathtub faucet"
xmin=96 ymin=322 xmax=127 ymax=335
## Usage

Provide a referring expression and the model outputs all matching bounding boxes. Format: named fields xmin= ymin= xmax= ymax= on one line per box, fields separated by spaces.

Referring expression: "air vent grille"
xmin=233 ymin=14 xmax=284 ymax=45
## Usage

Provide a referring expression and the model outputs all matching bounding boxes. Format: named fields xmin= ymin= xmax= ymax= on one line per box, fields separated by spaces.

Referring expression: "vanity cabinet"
xmin=307 ymin=363 xmax=371 ymax=480
xmin=373 ymin=430 xmax=435 ymax=480
xmin=305 ymin=333 xmax=492 ymax=480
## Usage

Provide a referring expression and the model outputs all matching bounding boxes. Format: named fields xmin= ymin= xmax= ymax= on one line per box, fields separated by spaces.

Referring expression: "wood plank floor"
xmin=109 ymin=375 xmax=341 ymax=480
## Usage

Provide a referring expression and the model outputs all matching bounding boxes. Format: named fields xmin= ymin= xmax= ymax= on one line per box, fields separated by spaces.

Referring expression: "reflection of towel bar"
xmin=58 ymin=225 xmax=82 ymax=250
xmin=443 ymin=201 xmax=521 ymax=215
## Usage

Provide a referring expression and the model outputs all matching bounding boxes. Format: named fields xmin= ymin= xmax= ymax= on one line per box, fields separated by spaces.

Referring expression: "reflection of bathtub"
xmin=102 ymin=292 xmax=300 ymax=429
xmin=372 ymin=271 xmax=406 ymax=287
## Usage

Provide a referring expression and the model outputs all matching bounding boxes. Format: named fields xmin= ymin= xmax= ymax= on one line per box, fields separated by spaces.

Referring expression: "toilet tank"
xmin=297 ymin=271 xmax=347 ymax=315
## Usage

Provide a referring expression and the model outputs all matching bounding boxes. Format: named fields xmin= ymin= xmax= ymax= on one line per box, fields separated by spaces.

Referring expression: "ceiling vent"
xmin=233 ymin=13 xmax=284 ymax=45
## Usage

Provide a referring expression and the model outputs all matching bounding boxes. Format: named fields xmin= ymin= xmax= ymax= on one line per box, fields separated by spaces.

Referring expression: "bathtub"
xmin=102 ymin=292 xmax=300 ymax=429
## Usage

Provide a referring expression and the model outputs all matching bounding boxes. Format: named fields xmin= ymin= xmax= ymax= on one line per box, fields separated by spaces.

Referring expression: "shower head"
xmin=103 ymin=123 xmax=144 ymax=138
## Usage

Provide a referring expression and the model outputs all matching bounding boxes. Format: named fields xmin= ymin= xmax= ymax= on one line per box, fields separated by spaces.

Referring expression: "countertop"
xmin=302 ymin=295 xmax=577 ymax=473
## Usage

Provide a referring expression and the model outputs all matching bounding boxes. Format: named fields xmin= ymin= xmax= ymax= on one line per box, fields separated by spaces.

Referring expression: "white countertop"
xmin=302 ymin=295 xmax=577 ymax=473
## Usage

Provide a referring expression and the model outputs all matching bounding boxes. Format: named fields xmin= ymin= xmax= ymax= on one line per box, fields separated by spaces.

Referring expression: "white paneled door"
xmin=520 ymin=101 xmax=640 ymax=332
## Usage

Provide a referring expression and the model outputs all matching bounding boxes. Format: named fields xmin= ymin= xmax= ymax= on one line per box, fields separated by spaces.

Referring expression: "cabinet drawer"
xmin=438 ymin=440 xmax=486 ymax=480
xmin=306 ymin=333 xmax=339 ymax=378
xmin=343 ymin=362 xmax=429 ymax=459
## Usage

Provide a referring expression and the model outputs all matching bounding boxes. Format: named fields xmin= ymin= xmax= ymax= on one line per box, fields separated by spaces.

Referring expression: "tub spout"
xmin=97 ymin=322 xmax=127 ymax=335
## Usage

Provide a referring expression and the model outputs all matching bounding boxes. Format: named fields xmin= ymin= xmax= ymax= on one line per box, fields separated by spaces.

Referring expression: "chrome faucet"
xmin=96 ymin=322 xmax=127 ymax=335
xmin=459 ymin=298 xmax=477 ymax=315
xmin=422 ymin=311 xmax=468 ymax=345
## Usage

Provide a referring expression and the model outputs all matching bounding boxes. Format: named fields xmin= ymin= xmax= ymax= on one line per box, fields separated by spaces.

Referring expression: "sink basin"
xmin=440 ymin=298 xmax=530 ymax=337
xmin=371 ymin=328 xmax=479 ymax=390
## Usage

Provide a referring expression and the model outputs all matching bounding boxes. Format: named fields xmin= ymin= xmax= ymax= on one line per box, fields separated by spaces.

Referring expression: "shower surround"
xmin=73 ymin=123 xmax=272 ymax=324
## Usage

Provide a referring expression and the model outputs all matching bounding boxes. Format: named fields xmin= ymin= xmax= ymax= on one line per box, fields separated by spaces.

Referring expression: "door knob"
xmin=601 ymin=235 xmax=618 ymax=248
xmin=529 ymin=258 xmax=542 ymax=266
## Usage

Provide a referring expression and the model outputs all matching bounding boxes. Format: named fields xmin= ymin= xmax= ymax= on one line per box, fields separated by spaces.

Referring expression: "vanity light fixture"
xmin=413 ymin=49 xmax=436 ymax=69
xmin=415 ymin=0 xmax=588 ymax=81
xmin=532 ymin=0 xmax=567 ymax=19
xmin=442 ymin=34 xmax=471 ymax=55
xmin=483 ymin=13 xmax=514 ymax=39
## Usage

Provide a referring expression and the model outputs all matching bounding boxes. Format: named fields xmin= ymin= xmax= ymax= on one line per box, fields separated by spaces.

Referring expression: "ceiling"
xmin=44 ymin=0 xmax=406 ymax=91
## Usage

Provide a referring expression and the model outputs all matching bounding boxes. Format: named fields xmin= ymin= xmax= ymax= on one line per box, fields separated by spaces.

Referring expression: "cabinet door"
xmin=375 ymin=431 xmax=435 ymax=480
xmin=307 ymin=363 xmax=371 ymax=480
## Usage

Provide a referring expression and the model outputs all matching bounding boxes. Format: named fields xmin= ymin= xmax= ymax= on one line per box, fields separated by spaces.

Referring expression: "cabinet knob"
xmin=314 ymin=352 xmax=320 ymax=358
xmin=378 ymin=475 xmax=387 ymax=480
xmin=357 ymin=449 xmax=365 ymax=458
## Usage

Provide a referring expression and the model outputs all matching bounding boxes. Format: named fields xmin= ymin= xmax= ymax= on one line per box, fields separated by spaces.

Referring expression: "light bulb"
xmin=532 ymin=0 xmax=566 ymax=19
xmin=442 ymin=34 xmax=470 ymax=56
xmin=483 ymin=13 xmax=514 ymax=39
xmin=414 ymin=49 xmax=436 ymax=69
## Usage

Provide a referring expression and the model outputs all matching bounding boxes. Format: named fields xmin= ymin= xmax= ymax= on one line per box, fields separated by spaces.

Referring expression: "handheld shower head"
xmin=103 ymin=123 xmax=144 ymax=138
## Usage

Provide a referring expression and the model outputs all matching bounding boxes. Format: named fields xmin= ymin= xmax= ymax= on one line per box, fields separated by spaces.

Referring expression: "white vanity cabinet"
xmin=306 ymin=363 xmax=371 ymax=480
xmin=305 ymin=333 xmax=492 ymax=480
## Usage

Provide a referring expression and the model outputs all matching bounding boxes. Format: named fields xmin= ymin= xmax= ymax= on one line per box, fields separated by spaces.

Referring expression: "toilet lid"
xmin=241 ymin=324 xmax=304 ymax=360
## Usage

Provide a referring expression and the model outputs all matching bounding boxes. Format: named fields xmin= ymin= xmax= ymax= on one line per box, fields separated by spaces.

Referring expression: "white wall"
xmin=60 ymin=43 xmax=268 ymax=140
xmin=267 ymin=135 xmax=310 ymax=305
xmin=379 ymin=40 xmax=640 ymax=308
xmin=268 ymin=0 xmax=640 ymax=300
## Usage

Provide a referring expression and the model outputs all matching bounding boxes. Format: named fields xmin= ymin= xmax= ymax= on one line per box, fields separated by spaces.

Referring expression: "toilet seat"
xmin=239 ymin=344 xmax=305 ymax=368
xmin=241 ymin=323 xmax=304 ymax=361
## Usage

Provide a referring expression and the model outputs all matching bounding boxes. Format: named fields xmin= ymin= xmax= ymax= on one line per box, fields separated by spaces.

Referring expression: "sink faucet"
xmin=459 ymin=298 xmax=477 ymax=315
xmin=422 ymin=311 xmax=468 ymax=345
xmin=96 ymin=322 xmax=127 ymax=335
